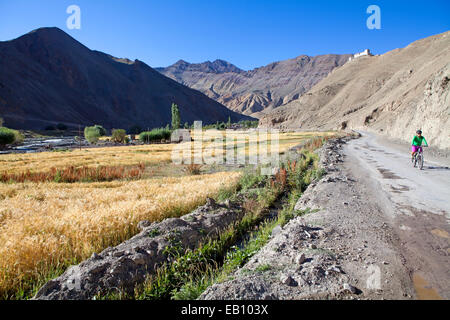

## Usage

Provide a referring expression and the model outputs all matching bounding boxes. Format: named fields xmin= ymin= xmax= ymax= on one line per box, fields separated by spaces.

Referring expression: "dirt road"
xmin=201 ymin=134 xmax=449 ymax=300
xmin=346 ymin=132 xmax=450 ymax=299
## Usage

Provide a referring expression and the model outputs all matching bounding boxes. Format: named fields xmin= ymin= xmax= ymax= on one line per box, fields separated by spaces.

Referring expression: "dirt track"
xmin=201 ymin=133 xmax=449 ymax=300
xmin=347 ymin=132 xmax=449 ymax=299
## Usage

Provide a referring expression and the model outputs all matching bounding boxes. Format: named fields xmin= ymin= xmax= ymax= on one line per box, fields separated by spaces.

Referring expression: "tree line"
xmin=0 ymin=103 xmax=258 ymax=147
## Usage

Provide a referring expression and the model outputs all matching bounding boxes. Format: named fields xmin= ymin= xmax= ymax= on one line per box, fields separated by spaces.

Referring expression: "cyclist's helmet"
xmin=416 ymin=130 xmax=422 ymax=134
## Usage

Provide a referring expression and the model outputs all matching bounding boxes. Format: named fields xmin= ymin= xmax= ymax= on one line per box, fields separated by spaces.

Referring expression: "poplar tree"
xmin=171 ymin=103 xmax=181 ymax=130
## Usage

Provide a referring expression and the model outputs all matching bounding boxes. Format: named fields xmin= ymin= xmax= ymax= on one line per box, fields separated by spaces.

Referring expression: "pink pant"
xmin=412 ymin=146 xmax=422 ymax=153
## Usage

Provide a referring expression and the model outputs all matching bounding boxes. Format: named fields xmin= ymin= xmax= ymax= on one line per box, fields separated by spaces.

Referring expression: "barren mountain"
xmin=157 ymin=54 xmax=351 ymax=117
xmin=259 ymin=31 xmax=450 ymax=150
xmin=0 ymin=27 xmax=252 ymax=130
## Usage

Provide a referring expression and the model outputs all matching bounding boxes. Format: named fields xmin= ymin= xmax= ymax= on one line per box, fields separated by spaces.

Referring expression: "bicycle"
xmin=412 ymin=145 xmax=427 ymax=170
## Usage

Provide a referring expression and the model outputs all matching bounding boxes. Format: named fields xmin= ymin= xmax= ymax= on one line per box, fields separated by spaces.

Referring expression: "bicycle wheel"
xmin=413 ymin=154 xmax=417 ymax=167
xmin=419 ymin=154 xmax=424 ymax=170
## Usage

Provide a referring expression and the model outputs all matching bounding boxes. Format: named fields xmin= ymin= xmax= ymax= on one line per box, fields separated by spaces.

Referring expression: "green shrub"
xmin=13 ymin=130 xmax=24 ymax=144
xmin=0 ymin=127 xmax=16 ymax=146
xmin=139 ymin=128 xmax=172 ymax=143
xmin=239 ymin=120 xmax=259 ymax=128
xmin=93 ymin=125 xmax=106 ymax=136
xmin=84 ymin=125 xmax=104 ymax=144
xmin=111 ymin=129 xmax=127 ymax=143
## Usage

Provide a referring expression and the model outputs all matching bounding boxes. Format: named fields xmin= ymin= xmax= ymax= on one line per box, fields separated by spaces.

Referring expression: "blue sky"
xmin=0 ymin=0 xmax=449 ymax=70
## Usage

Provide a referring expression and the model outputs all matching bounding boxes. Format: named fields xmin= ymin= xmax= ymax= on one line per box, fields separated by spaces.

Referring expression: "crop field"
xmin=0 ymin=130 xmax=333 ymax=298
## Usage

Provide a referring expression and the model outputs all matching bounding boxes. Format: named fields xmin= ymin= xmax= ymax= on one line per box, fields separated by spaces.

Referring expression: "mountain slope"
xmin=157 ymin=54 xmax=351 ymax=117
xmin=0 ymin=27 xmax=253 ymax=130
xmin=259 ymin=31 xmax=450 ymax=150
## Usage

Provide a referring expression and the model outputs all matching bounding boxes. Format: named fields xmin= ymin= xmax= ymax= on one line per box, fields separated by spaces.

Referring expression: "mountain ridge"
xmin=157 ymin=53 xmax=352 ymax=117
xmin=259 ymin=31 xmax=450 ymax=150
xmin=0 ymin=27 xmax=253 ymax=130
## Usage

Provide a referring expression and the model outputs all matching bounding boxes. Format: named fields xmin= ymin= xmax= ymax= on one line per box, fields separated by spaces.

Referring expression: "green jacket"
xmin=412 ymin=135 xmax=428 ymax=146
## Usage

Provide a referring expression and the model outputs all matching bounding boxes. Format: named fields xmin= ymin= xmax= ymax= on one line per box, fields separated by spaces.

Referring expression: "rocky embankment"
xmin=34 ymin=198 xmax=244 ymax=300
xmin=200 ymin=136 xmax=414 ymax=300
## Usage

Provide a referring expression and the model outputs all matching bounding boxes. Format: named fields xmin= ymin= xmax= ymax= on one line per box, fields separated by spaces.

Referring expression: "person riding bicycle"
xmin=411 ymin=130 xmax=428 ymax=160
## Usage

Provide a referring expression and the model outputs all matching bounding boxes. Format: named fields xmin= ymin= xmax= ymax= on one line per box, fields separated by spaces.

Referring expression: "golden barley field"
xmin=0 ymin=144 xmax=174 ymax=175
xmin=0 ymin=131 xmax=331 ymax=175
xmin=0 ymin=172 xmax=240 ymax=297
xmin=0 ymin=130 xmax=332 ymax=298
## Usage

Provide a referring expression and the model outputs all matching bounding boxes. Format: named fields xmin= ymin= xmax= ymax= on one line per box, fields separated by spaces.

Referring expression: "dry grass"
xmin=0 ymin=163 xmax=146 ymax=183
xmin=0 ymin=144 xmax=174 ymax=175
xmin=0 ymin=172 xmax=241 ymax=297
xmin=183 ymin=164 xmax=202 ymax=175
xmin=0 ymin=130 xmax=334 ymax=298
xmin=188 ymin=130 xmax=335 ymax=162
xmin=0 ymin=131 xmax=328 ymax=175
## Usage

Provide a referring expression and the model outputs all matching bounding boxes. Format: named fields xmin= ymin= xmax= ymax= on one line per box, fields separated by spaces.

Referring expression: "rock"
xmin=280 ymin=274 xmax=298 ymax=287
xmin=343 ymin=283 xmax=357 ymax=294
xmin=205 ymin=197 xmax=216 ymax=207
xmin=90 ymin=252 xmax=101 ymax=260
xmin=327 ymin=266 xmax=342 ymax=274
xmin=309 ymin=244 xmax=317 ymax=249
xmin=223 ymin=199 xmax=231 ymax=208
xmin=272 ymin=225 xmax=282 ymax=237
xmin=137 ymin=220 xmax=152 ymax=230
xmin=130 ymin=253 xmax=147 ymax=265
xmin=34 ymin=201 xmax=245 ymax=300
xmin=294 ymin=253 xmax=306 ymax=265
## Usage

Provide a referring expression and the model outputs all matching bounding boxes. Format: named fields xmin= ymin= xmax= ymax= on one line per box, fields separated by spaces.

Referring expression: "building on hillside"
xmin=348 ymin=49 xmax=373 ymax=62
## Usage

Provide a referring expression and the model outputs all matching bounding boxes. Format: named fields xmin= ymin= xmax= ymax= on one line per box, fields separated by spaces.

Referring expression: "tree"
xmin=0 ymin=127 xmax=16 ymax=146
xmin=111 ymin=129 xmax=127 ymax=143
xmin=184 ymin=122 xmax=189 ymax=129
xmin=0 ymin=117 xmax=3 ymax=127
xmin=84 ymin=125 xmax=104 ymax=144
xmin=227 ymin=116 xmax=231 ymax=128
xmin=171 ymin=103 xmax=180 ymax=130
xmin=218 ymin=122 xmax=226 ymax=130
xmin=93 ymin=125 xmax=106 ymax=136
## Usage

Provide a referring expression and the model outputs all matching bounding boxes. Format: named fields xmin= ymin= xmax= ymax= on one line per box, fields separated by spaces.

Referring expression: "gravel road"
xmin=347 ymin=132 xmax=449 ymax=299
xmin=201 ymin=133 xmax=449 ymax=300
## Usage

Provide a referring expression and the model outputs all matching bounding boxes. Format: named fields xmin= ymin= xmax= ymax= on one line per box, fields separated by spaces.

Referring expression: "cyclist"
xmin=411 ymin=130 xmax=428 ymax=160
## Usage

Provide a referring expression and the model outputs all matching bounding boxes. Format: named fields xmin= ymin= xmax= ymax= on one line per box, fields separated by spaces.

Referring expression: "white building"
xmin=348 ymin=49 xmax=373 ymax=62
